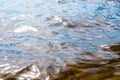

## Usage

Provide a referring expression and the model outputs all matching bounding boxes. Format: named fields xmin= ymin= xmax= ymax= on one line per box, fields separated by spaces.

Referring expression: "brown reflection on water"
xmin=50 ymin=58 xmax=120 ymax=80
xmin=50 ymin=43 xmax=120 ymax=80
xmin=1 ymin=44 xmax=120 ymax=80
xmin=0 ymin=43 xmax=120 ymax=80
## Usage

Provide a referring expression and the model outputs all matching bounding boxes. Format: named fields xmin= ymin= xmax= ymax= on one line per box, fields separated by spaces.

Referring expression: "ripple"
xmin=0 ymin=0 xmax=120 ymax=80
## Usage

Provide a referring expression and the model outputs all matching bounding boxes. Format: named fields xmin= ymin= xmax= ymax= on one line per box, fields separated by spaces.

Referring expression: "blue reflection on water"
xmin=5 ymin=50 xmax=21 ymax=54
xmin=0 ymin=43 xmax=18 ymax=47
xmin=0 ymin=1 xmax=120 ymax=79
xmin=0 ymin=0 xmax=120 ymax=63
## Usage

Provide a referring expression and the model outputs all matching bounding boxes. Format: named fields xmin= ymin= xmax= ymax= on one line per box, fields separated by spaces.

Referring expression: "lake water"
xmin=0 ymin=0 xmax=120 ymax=80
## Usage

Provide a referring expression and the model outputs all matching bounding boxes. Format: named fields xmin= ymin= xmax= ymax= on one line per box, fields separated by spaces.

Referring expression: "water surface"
xmin=0 ymin=0 xmax=120 ymax=80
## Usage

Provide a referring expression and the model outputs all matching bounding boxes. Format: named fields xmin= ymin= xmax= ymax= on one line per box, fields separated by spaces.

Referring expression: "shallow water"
xmin=0 ymin=0 xmax=120 ymax=80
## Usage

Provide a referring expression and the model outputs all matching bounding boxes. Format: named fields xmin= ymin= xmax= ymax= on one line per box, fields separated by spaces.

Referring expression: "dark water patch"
xmin=107 ymin=58 xmax=120 ymax=64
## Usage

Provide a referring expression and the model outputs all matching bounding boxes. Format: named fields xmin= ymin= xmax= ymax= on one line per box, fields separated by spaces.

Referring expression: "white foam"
xmin=14 ymin=25 xmax=38 ymax=33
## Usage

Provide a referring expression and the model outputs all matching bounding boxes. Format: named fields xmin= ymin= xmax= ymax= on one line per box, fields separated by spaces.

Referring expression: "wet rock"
xmin=109 ymin=43 xmax=120 ymax=53
xmin=102 ymin=43 xmax=120 ymax=54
